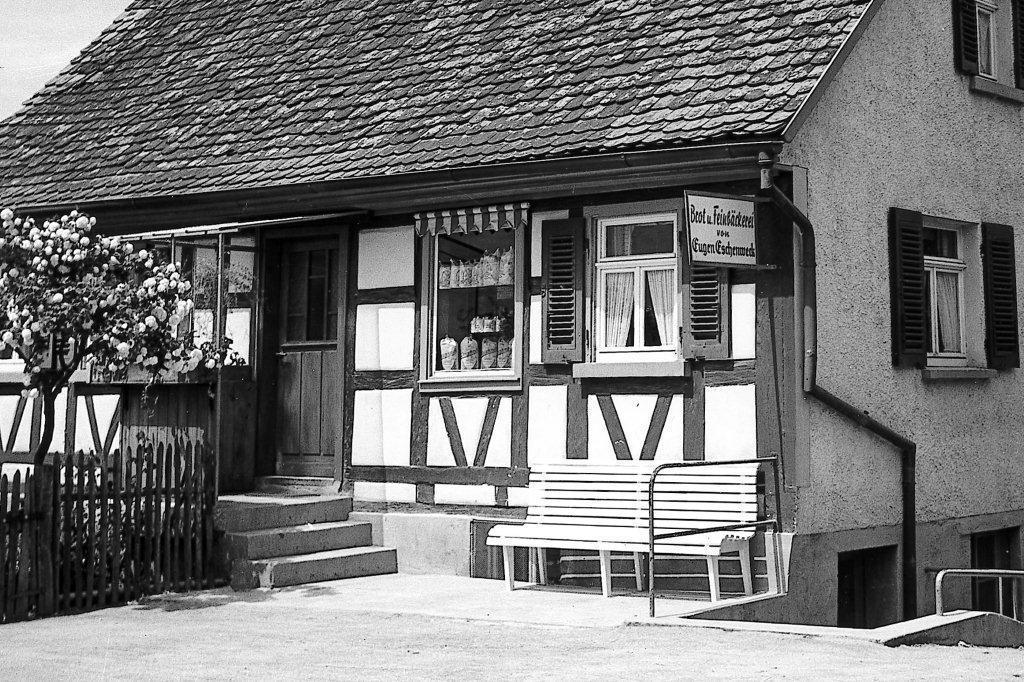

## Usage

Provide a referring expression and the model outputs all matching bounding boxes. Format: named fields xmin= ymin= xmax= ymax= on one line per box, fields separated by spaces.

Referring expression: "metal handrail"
xmin=935 ymin=568 xmax=1024 ymax=618
xmin=647 ymin=456 xmax=781 ymax=617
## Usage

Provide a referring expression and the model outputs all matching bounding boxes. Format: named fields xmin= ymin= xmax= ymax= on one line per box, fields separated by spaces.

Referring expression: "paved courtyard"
xmin=3 ymin=574 xmax=1023 ymax=680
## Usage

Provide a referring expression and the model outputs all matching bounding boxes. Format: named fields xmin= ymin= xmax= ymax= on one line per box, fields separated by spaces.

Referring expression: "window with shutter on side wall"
xmin=982 ymin=223 xmax=1020 ymax=369
xmin=954 ymin=0 xmax=981 ymax=75
xmin=889 ymin=208 xmax=928 ymax=368
xmin=541 ymin=218 xmax=586 ymax=363
xmin=686 ymin=265 xmax=729 ymax=359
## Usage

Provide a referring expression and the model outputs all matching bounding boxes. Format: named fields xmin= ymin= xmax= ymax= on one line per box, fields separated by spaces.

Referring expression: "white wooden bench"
xmin=487 ymin=463 xmax=760 ymax=600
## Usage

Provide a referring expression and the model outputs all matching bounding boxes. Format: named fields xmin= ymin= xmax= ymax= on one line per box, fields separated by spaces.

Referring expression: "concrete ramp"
xmin=872 ymin=611 xmax=1024 ymax=648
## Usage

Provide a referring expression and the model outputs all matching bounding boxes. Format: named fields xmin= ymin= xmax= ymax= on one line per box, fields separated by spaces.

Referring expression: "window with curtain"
xmin=595 ymin=214 xmax=677 ymax=362
xmin=923 ymin=226 xmax=967 ymax=365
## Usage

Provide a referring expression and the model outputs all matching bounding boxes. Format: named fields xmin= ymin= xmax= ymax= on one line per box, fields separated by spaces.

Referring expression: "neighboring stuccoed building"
xmin=0 ymin=0 xmax=1022 ymax=628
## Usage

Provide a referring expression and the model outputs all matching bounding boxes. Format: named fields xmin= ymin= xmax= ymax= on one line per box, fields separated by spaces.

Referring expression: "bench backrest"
xmin=524 ymin=463 xmax=760 ymax=533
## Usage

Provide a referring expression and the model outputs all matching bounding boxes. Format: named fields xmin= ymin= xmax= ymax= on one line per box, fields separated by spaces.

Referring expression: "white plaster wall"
xmin=529 ymin=295 xmax=543 ymax=365
xmin=434 ymin=484 xmax=496 ymax=506
xmin=506 ymin=486 xmax=534 ymax=507
xmin=351 ymin=389 xmax=412 ymax=467
xmin=527 ymin=385 xmax=567 ymax=464
xmin=0 ymin=390 xmax=119 ymax=455
xmin=781 ymin=0 xmax=1024 ymax=532
xmin=704 ymin=385 xmax=756 ymax=461
xmin=357 ymin=226 xmax=414 ymax=289
xmin=426 ymin=396 xmax=511 ymax=467
xmin=731 ymin=283 xmax=756 ymax=359
xmin=354 ymin=302 xmax=415 ymax=370
xmin=352 ymin=481 xmax=416 ymax=504
xmin=586 ymin=394 xmax=685 ymax=462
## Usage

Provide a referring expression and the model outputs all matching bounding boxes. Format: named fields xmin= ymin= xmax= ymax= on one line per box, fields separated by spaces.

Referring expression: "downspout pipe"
xmin=757 ymin=153 xmax=919 ymax=621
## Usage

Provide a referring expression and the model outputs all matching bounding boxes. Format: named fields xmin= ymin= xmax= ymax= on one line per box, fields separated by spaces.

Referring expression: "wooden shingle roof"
xmin=0 ymin=0 xmax=871 ymax=206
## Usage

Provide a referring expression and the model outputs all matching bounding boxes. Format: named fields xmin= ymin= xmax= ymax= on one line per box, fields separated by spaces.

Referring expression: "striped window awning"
xmin=414 ymin=203 xmax=530 ymax=237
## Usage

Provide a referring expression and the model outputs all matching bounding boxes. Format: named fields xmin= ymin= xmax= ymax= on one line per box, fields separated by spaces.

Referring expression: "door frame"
xmin=254 ymin=221 xmax=353 ymax=482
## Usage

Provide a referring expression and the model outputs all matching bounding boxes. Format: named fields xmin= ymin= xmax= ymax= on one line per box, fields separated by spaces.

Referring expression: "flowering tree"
xmin=0 ymin=207 xmax=224 ymax=465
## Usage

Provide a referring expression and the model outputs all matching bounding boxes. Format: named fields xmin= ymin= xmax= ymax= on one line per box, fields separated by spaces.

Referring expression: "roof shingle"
xmin=0 ymin=0 xmax=869 ymax=206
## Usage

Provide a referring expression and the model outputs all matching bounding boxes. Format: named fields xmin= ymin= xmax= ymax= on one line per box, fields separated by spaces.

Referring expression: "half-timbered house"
xmin=2 ymin=0 xmax=1023 ymax=627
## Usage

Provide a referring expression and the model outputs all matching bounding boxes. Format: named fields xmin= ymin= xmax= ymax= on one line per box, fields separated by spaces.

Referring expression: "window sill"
xmin=418 ymin=375 xmax=522 ymax=394
xmin=969 ymin=76 xmax=1024 ymax=105
xmin=921 ymin=367 xmax=998 ymax=382
xmin=572 ymin=361 xmax=691 ymax=379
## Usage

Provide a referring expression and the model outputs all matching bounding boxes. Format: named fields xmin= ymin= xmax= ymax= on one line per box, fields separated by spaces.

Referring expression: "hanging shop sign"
xmin=684 ymin=191 xmax=757 ymax=268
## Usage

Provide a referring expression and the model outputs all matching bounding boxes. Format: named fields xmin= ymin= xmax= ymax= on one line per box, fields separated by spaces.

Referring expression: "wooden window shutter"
xmin=1014 ymin=0 xmax=1024 ymax=89
xmin=685 ymin=265 xmax=729 ymax=359
xmin=541 ymin=218 xmax=586 ymax=363
xmin=888 ymin=207 xmax=927 ymax=368
xmin=982 ymin=223 xmax=1020 ymax=369
xmin=953 ymin=0 xmax=981 ymax=75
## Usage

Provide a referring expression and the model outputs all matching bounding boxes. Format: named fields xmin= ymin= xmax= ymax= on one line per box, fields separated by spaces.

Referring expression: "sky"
xmin=0 ymin=0 xmax=133 ymax=120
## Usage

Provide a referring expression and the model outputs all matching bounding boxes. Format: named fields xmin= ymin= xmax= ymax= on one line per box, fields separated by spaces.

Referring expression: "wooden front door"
xmin=275 ymin=240 xmax=341 ymax=477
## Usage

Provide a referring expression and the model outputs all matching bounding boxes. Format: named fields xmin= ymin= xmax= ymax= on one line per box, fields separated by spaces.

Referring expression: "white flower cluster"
xmin=0 ymin=207 xmax=222 ymax=389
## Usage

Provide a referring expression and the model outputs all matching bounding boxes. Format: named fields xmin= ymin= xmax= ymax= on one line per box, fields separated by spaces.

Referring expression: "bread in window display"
xmin=498 ymin=247 xmax=514 ymax=285
xmin=481 ymin=337 xmax=498 ymax=368
xmin=483 ymin=315 xmax=497 ymax=332
xmin=470 ymin=316 xmax=483 ymax=333
xmin=438 ymin=261 xmax=452 ymax=289
xmin=460 ymin=259 xmax=474 ymax=287
xmin=481 ymin=251 xmax=498 ymax=286
xmin=439 ymin=336 xmax=459 ymax=370
xmin=470 ymin=259 xmax=483 ymax=287
xmin=460 ymin=335 xmax=479 ymax=370
xmin=497 ymin=337 xmax=512 ymax=368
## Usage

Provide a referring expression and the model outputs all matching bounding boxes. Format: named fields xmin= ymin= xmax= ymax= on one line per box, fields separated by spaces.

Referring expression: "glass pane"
xmin=644 ymin=269 xmax=674 ymax=347
xmin=435 ymin=231 xmax=515 ymax=372
xmin=923 ymin=228 xmax=958 ymax=259
xmin=193 ymin=309 xmax=215 ymax=347
xmin=924 ymin=274 xmax=934 ymax=353
xmin=286 ymin=251 xmax=306 ymax=342
xmin=604 ymin=271 xmax=635 ymax=347
xmin=227 ymin=249 xmax=254 ymax=294
xmin=935 ymin=271 xmax=962 ymax=353
xmin=605 ymin=220 xmax=674 ymax=257
xmin=225 ymin=309 xmax=251 ymax=363
xmin=978 ymin=10 xmax=994 ymax=76
xmin=306 ymin=250 xmax=327 ymax=341
xmin=326 ymin=249 xmax=339 ymax=340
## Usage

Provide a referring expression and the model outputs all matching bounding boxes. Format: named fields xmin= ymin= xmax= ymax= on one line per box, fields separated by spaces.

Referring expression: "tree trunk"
xmin=33 ymin=389 xmax=57 ymax=466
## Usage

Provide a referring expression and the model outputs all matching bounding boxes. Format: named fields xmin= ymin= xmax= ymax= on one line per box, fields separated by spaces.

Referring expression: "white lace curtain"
xmin=646 ymin=269 xmax=674 ymax=347
xmin=604 ymin=272 xmax=634 ymax=347
xmin=935 ymin=272 xmax=961 ymax=352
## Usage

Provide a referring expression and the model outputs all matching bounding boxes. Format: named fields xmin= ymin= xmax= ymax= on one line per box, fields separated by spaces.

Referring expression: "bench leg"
xmin=633 ymin=553 xmax=644 ymax=592
xmin=503 ymin=546 xmax=515 ymax=591
xmin=537 ymin=548 xmax=548 ymax=586
xmin=599 ymin=550 xmax=612 ymax=598
xmin=528 ymin=548 xmax=538 ymax=584
xmin=706 ymin=556 xmax=721 ymax=602
xmin=738 ymin=544 xmax=753 ymax=596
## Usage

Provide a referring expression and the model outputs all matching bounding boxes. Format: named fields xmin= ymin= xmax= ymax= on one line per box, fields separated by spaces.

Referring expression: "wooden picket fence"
xmin=0 ymin=440 xmax=217 ymax=624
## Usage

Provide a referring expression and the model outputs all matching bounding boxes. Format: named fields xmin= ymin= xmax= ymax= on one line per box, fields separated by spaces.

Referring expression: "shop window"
xmin=889 ymin=208 xmax=1019 ymax=371
xmin=595 ymin=214 xmax=678 ymax=362
xmin=417 ymin=204 xmax=526 ymax=390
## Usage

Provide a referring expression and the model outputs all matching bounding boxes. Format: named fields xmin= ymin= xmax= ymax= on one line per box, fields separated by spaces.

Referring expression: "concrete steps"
xmin=255 ymin=476 xmax=340 ymax=496
xmin=218 ymin=490 xmax=397 ymax=590
xmin=233 ymin=546 xmax=398 ymax=589
xmin=217 ymin=494 xmax=353 ymax=532
xmin=226 ymin=520 xmax=373 ymax=560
